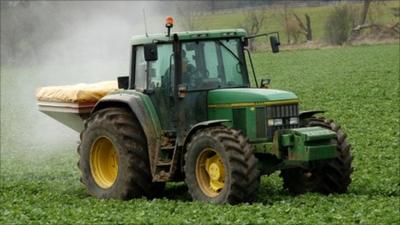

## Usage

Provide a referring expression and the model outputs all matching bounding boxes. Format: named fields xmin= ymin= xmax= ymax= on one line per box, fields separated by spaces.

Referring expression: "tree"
xmin=240 ymin=7 xmax=268 ymax=51
xmin=283 ymin=3 xmax=291 ymax=44
xmin=352 ymin=0 xmax=373 ymax=36
xmin=324 ymin=4 xmax=356 ymax=45
xmin=293 ymin=13 xmax=312 ymax=41
xmin=352 ymin=1 xmax=399 ymax=39
xmin=360 ymin=0 xmax=373 ymax=26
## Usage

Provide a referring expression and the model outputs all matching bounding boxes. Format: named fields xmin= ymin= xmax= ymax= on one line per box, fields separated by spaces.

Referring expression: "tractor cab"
xmin=127 ymin=18 xmax=282 ymax=139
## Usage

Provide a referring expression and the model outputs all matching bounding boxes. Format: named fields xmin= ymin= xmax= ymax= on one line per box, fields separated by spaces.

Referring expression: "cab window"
xmin=180 ymin=38 xmax=248 ymax=90
xmin=148 ymin=44 xmax=174 ymax=90
xmin=134 ymin=46 xmax=146 ymax=91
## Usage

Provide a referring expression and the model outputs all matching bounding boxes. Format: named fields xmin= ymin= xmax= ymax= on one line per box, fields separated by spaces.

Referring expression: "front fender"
xmin=182 ymin=119 xmax=230 ymax=148
xmin=299 ymin=110 xmax=325 ymax=120
xmin=180 ymin=119 xmax=229 ymax=174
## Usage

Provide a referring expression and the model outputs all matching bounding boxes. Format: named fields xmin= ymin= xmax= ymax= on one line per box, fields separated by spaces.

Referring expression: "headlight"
xmin=289 ymin=117 xmax=299 ymax=125
xmin=268 ymin=118 xmax=283 ymax=126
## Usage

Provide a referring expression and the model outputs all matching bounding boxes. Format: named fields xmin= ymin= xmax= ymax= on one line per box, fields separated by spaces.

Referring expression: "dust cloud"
xmin=0 ymin=1 xmax=179 ymax=161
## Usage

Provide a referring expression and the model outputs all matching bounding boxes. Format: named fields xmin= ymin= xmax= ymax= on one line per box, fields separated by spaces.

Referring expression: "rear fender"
xmin=92 ymin=91 xmax=162 ymax=177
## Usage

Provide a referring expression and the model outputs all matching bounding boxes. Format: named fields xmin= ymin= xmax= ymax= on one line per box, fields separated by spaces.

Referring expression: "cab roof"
xmin=130 ymin=29 xmax=247 ymax=45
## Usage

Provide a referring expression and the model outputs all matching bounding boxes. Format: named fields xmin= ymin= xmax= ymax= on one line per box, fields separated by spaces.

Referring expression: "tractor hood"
xmin=208 ymin=88 xmax=298 ymax=108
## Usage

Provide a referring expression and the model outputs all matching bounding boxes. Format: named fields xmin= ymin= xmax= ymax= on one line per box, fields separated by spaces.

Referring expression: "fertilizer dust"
xmin=0 ymin=1 xmax=178 ymax=162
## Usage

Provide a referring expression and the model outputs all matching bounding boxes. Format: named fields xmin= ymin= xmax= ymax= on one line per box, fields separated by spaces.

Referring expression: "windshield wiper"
xmin=216 ymin=40 xmax=243 ymax=65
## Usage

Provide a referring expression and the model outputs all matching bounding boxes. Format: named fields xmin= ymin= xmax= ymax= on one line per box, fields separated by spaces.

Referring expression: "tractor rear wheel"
xmin=280 ymin=117 xmax=353 ymax=194
xmin=184 ymin=126 xmax=260 ymax=204
xmin=78 ymin=107 xmax=164 ymax=199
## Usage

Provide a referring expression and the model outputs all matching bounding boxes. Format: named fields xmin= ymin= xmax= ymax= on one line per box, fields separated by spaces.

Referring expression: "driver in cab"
xmin=181 ymin=49 xmax=198 ymax=88
xmin=161 ymin=49 xmax=200 ymax=89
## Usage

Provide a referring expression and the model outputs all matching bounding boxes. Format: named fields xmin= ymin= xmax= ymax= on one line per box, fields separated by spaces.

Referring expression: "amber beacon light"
xmin=166 ymin=16 xmax=174 ymax=37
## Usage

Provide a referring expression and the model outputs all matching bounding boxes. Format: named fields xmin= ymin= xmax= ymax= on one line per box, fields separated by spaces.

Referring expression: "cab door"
xmin=174 ymin=41 xmax=222 ymax=139
xmin=173 ymin=38 xmax=249 ymax=143
xmin=139 ymin=44 xmax=177 ymax=131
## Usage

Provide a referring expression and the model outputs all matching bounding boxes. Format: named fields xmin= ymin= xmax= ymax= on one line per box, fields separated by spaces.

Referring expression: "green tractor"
xmin=39 ymin=19 xmax=353 ymax=204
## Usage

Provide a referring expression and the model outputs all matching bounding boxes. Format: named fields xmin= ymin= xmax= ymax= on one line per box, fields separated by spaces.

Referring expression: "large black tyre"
xmin=78 ymin=107 xmax=164 ymax=200
xmin=184 ymin=126 xmax=260 ymax=204
xmin=281 ymin=117 xmax=353 ymax=194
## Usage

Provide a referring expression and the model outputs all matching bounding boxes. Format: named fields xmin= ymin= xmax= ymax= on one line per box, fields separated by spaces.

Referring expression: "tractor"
xmin=38 ymin=17 xmax=353 ymax=204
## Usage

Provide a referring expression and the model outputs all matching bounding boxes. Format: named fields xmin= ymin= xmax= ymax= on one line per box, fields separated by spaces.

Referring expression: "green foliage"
xmin=324 ymin=5 xmax=356 ymax=45
xmin=194 ymin=1 xmax=398 ymax=45
xmin=1 ymin=44 xmax=399 ymax=224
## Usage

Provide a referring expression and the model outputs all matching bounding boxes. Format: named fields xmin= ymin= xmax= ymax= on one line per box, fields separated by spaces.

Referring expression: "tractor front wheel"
xmin=281 ymin=117 xmax=353 ymax=194
xmin=184 ymin=127 xmax=260 ymax=204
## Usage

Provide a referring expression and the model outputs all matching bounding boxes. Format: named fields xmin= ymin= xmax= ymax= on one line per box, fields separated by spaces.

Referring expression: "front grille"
xmin=255 ymin=107 xmax=266 ymax=138
xmin=233 ymin=108 xmax=247 ymax=134
xmin=266 ymin=104 xmax=299 ymax=118
xmin=266 ymin=104 xmax=299 ymax=140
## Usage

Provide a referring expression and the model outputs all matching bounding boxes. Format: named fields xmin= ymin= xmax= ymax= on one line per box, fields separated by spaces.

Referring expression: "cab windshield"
xmin=181 ymin=38 xmax=249 ymax=90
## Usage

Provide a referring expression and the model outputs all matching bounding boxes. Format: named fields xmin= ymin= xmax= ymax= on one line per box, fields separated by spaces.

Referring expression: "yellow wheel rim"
xmin=195 ymin=148 xmax=226 ymax=197
xmin=90 ymin=137 xmax=119 ymax=189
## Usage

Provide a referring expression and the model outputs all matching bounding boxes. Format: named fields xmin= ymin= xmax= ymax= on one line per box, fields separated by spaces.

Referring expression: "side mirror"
xmin=144 ymin=43 xmax=158 ymax=61
xmin=269 ymin=36 xmax=280 ymax=53
xmin=260 ymin=79 xmax=271 ymax=88
xmin=117 ymin=76 xmax=129 ymax=89
xmin=243 ymin=38 xmax=249 ymax=47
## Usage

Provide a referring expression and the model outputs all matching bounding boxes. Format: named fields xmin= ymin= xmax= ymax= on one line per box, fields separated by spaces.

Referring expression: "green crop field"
xmin=1 ymin=43 xmax=399 ymax=224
